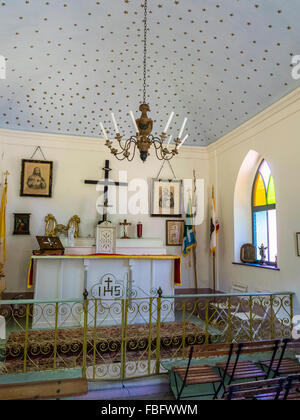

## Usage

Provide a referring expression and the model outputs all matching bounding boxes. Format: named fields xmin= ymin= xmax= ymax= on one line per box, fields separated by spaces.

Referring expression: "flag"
xmin=210 ymin=187 xmax=219 ymax=255
xmin=0 ymin=177 xmax=7 ymax=283
xmin=182 ymin=194 xmax=197 ymax=257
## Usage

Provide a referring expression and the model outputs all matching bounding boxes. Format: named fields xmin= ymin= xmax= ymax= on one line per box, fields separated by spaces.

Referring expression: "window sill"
xmin=232 ymin=262 xmax=280 ymax=271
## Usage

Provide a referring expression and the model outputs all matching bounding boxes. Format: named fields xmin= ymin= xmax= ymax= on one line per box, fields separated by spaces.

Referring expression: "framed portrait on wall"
xmin=151 ymin=179 xmax=182 ymax=217
xmin=20 ymin=159 xmax=53 ymax=198
xmin=13 ymin=213 xmax=31 ymax=235
xmin=166 ymin=220 xmax=184 ymax=246
xmin=297 ymin=233 xmax=300 ymax=257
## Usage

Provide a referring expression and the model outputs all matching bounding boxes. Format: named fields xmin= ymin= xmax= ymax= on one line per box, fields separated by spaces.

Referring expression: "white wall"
xmin=0 ymin=129 xmax=210 ymax=293
xmin=208 ymin=87 xmax=300 ymax=313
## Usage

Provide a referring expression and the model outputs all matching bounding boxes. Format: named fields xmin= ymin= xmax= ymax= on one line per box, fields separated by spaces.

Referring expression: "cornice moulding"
xmin=0 ymin=127 xmax=209 ymax=160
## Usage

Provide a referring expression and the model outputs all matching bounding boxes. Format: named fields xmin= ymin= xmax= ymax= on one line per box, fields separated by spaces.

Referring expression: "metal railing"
xmin=0 ymin=291 xmax=294 ymax=381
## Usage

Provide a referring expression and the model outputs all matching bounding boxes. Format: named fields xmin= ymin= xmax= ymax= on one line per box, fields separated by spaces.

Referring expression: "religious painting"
xmin=297 ymin=233 xmax=300 ymax=257
xmin=13 ymin=213 xmax=31 ymax=235
xmin=151 ymin=179 xmax=182 ymax=217
xmin=20 ymin=159 xmax=53 ymax=198
xmin=166 ymin=220 xmax=184 ymax=246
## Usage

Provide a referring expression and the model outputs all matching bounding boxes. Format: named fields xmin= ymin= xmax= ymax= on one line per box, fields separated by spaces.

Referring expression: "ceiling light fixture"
xmin=99 ymin=0 xmax=188 ymax=162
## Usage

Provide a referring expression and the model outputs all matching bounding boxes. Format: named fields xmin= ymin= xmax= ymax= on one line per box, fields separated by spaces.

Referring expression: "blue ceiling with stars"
xmin=0 ymin=0 xmax=300 ymax=146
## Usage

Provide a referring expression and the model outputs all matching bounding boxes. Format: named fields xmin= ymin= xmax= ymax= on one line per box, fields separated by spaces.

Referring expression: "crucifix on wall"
xmin=85 ymin=160 xmax=128 ymax=224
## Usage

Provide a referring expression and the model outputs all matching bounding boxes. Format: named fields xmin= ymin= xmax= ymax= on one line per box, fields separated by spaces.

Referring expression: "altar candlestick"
xmin=111 ymin=113 xmax=119 ymax=134
xmin=99 ymin=122 xmax=108 ymax=140
xmin=163 ymin=111 xmax=174 ymax=134
xmin=130 ymin=111 xmax=139 ymax=134
xmin=178 ymin=117 xmax=187 ymax=139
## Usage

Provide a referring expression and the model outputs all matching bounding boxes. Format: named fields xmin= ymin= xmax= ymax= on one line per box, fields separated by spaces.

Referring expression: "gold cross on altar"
xmin=119 ymin=219 xmax=131 ymax=239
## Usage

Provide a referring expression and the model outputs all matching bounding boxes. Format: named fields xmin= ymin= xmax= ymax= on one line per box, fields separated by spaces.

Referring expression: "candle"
xmin=137 ymin=222 xmax=143 ymax=238
xmin=178 ymin=117 xmax=188 ymax=139
xmin=178 ymin=134 xmax=189 ymax=149
xmin=163 ymin=111 xmax=174 ymax=134
xmin=99 ymin=122 xmax=108 ymax=140
xmin=111 ymin=112 xmax=119 ymax=133
xmin=166 ymin=134 xmax=173 ymax=145
xmin=130 ymin=111 xmax=139 ymax=134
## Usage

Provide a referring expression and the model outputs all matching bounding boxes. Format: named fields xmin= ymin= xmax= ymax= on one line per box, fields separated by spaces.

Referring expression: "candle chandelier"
xmin=99 ymin=0 xmax=188 ymax=162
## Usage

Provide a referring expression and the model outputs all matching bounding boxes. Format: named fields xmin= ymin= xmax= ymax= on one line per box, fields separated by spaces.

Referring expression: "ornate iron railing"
xmin=0 ymin=291 xmax=294 ymax=381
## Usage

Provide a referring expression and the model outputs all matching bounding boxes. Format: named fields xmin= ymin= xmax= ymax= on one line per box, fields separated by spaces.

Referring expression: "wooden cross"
xmin=119 ymin=219 xmax=131 ymax=239
xmin=85 ymin=160 xmax=128 ymax=223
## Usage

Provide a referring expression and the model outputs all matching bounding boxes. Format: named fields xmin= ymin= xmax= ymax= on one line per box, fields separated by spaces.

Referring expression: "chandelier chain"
xmin=143 ymin=0 xmax=148 ymax=104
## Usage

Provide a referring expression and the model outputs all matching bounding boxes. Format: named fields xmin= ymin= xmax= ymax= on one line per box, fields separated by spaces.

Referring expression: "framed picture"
xmin=151 ymin=179 xmax=182 ymax=217
xmin=13 ymin=213 xmax=31 ymax=235
xmin=297 ymin=233 xmax=300 ymax=257
xmin=20 ymin=159 xmax=53 ymax=198
xmin=240 ymin=243 xmax=257 ymax=263
xmin=166 ymin=220 xmax=184 ymax=246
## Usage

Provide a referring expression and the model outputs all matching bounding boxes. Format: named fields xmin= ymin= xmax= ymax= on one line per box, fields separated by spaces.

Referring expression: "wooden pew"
xmin=0 ymin=377 xmax=88 ymax=400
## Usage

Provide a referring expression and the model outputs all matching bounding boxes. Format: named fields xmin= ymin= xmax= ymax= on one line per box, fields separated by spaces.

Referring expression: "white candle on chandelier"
xmin=163 ymin=111 xmax=174 ymax=134
xmin=111 ymin=113 xmax=119 ymax=134
xmin=178 ymin=134 xmax=189 ymax=149
xmin=130 ymin=110 xmax=139 ymax=134
xmin=166 ymin=134 xmax=173 ymax=146
xmin=178 ymin=117 xmax=188 ymax=139
xmin=99 ymin=122 xmax=108 ymax=140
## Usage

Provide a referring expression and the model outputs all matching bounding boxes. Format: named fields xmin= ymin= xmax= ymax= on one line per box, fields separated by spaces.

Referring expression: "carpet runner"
xmin=2 ymin=321 xmax=207 ymax=374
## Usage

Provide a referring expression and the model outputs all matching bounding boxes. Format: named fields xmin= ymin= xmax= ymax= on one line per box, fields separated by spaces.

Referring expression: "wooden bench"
xmin=0 ymin=377 xmax=88 ymax=400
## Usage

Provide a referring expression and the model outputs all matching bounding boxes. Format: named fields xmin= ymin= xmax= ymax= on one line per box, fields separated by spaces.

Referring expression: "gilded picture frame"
xmin=20 ymin=159 xmax=53 ymax=198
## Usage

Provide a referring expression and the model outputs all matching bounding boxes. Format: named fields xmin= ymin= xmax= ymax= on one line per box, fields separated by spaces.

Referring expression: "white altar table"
xmin=30 ymin=253 xmax=181 ymax=328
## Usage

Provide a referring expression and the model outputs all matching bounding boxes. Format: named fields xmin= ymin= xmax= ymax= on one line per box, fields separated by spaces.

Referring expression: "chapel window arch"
xmin=252 ymin=159 xmax=278 ymax=265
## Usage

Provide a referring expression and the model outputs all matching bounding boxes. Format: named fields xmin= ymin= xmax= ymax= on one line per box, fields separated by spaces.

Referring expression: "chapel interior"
xmin=0 ymin=0 xmax=300 ymax=401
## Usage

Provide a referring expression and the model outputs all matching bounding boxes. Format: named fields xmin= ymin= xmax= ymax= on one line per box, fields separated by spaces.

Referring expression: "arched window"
xmin=252 ymin=160 xmax=277 ymax=265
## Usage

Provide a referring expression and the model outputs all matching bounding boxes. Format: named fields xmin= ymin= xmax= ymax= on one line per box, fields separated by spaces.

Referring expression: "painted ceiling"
xmin=0 ymin=0 xmax=300 ymax=147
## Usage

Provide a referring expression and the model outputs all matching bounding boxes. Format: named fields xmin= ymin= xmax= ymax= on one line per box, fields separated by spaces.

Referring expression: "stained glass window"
xmin=252 ymin=160 xmax=277 ymax=264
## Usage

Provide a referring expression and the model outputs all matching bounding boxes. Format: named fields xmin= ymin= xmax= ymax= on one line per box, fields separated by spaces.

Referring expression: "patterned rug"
xmin=2 ymin=322 xmax=207 ymax=374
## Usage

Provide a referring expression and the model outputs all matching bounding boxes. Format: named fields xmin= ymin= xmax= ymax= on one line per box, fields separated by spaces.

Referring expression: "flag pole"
xmin=212 ymin=251 xmax=216 ymax=293
xmin=192 ymin=170 xmax=198 ymax=290
xmin=4 ymin=171 xmax=9 ymax=186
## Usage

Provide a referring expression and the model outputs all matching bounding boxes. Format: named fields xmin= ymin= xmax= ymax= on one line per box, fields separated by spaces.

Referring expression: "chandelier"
xmin=99 ymin=0 xmax=188 ymax=162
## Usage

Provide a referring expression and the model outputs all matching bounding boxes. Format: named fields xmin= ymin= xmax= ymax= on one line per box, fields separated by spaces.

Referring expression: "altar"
xmin=30 ymin=239 xmax=181 ymax=328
